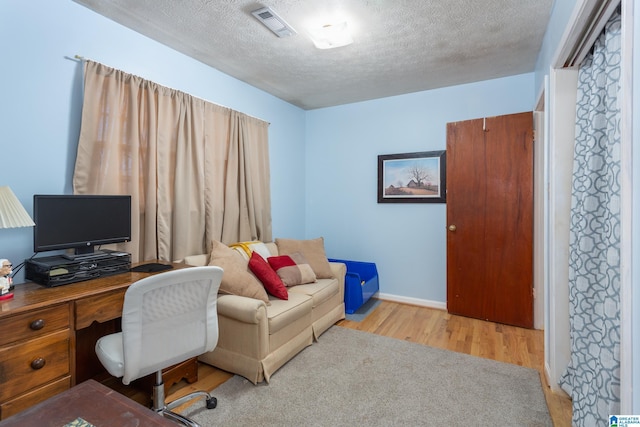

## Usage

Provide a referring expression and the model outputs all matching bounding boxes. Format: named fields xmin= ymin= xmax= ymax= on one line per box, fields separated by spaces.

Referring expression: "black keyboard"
xmin=130 ymin=263 xmax=173 ymax=273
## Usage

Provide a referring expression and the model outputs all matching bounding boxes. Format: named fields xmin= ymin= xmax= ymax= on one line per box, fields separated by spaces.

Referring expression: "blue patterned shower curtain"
xmin=559 ymin=8 xmax=621 ymax=426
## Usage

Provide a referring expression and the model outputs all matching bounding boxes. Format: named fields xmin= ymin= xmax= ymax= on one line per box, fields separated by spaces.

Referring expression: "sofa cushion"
xmin=275 ymin=237 xmax=334 ymax=279
xmin=248 ymin=252 xmax=288 ymax=300
xmin=266 ymin=292 xmax=313 ymax=334
xmin=208 ymin=240 xmax=269 ymax=303
xmin=288 ymin=277 xmax=340 ymax=308
xmin=268 ymin=253 xmax=316 ymax=286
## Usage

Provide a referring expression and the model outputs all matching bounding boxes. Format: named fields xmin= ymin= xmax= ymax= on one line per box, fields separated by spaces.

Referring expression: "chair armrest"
xmin=216 ymin=294 xmax=268 ymax=324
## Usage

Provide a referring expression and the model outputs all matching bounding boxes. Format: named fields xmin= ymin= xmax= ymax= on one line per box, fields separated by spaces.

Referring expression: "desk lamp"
xmin=0 ymin=186 xmax=35 ymax=300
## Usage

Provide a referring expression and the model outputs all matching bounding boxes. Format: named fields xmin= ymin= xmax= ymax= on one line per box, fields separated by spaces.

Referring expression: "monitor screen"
xmin=33 ymin=195 xmax=132 ymax=256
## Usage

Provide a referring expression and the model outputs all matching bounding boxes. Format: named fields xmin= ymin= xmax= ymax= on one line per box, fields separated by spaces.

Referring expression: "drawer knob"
xmin=30 ymin=319 xmax=45 ymax=330
xmin=31 ymin=357 xmax=46 ymax=370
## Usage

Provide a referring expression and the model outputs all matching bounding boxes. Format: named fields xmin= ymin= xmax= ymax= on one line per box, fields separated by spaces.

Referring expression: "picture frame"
xmin=377 ymin=150 xmax=446 ymax=203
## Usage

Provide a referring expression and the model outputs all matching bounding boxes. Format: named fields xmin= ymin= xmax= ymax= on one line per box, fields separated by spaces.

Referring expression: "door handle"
xmin=448 ymin=224 xmax=457 ymax=232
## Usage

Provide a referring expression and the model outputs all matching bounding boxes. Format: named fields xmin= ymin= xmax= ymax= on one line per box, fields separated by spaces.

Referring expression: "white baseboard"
xmin=545 ymin=361 xmax=570 ymax=395
xmin=544 ymin=361 xmax=554 ymax=389
xmin=376 ymin=292 xmax=447 ymax=311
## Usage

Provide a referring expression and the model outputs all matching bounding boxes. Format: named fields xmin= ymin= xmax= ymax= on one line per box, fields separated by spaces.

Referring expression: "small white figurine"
xmin=0 ymin=259 xmax=13 ymax=300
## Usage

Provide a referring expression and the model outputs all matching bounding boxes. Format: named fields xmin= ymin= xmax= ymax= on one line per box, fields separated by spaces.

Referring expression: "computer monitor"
xmin=33 ymin=194 xmax=131 ymax=258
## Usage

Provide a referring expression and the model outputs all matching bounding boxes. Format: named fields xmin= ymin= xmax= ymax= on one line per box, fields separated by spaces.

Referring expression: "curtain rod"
xmin=69 ymin=54 xmax=270 ymax=125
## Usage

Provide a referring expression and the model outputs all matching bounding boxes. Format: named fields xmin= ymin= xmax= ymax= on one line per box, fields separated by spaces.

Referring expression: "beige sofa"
xmin=184 ymin=242 xmax=346 ymax=384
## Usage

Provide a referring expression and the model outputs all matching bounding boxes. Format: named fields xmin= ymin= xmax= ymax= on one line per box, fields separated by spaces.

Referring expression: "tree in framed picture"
xmin=377 ymin=150 xmax=446 ymax=203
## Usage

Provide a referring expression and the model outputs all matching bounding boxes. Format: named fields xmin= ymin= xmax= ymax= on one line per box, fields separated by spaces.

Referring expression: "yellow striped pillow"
xmin=230 ymin=241 xmax=271 ymax=260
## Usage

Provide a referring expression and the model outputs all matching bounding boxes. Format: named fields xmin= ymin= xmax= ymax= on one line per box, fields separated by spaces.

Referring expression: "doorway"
xmin=446 ymin=112 xmax=534 ymax=328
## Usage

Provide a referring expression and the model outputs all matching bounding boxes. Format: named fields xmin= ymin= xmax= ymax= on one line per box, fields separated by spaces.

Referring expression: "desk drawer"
xmin=0 ymin=375 xmax=71 ymax=420
xmin=75 ymin=289 xmax=126 ymax=329
xmin=0 ymin=304 xmax=70 ymax=347
xmin=0 ymin=329 xmax=70 ymax=401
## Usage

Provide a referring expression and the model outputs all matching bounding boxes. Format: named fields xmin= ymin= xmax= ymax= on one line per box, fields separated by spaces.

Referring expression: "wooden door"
xmin=446 ymin=112 xmax=534 ymax=328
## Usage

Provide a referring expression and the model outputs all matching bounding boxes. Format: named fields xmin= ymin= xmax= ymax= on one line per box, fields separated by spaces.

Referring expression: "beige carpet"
xmin=185 ymin=326 xmax=552 ymax=426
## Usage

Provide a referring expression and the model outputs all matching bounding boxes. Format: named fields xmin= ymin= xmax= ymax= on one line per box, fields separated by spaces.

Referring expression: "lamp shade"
xmin=0 ymin=186 xmax=35 ymax=229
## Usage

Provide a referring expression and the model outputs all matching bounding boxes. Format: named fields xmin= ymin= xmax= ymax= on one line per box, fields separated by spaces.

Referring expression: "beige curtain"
xmin=73 ymin=60 xmax=271 ymax=262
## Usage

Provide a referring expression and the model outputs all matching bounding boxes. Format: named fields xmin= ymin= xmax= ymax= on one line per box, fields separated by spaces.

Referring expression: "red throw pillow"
xmin=267 ymin=254 xmax=296 ymax=270
xmin=267 ymin=253 xmax=317 ymax=286
xmin=248 ymin=252 xmax=288 ymax=300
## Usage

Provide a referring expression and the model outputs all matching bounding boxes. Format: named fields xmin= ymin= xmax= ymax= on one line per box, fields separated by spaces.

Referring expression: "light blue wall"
xmin=0 ymin=0 xmax=307 ymax=281
xmin=306 ymin=74 xmax=535 ymax=303
xmin=534 ymin=0 xmax=580 ymax=99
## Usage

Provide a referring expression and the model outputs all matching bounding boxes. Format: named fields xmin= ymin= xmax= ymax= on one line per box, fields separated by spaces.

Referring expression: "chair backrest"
xmin=120 ymin=266 xmax=223 ymax=384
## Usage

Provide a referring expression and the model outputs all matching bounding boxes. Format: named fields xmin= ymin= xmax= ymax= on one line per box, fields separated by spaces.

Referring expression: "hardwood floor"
xmin=108 ymin=300 xmax=573 ymax=425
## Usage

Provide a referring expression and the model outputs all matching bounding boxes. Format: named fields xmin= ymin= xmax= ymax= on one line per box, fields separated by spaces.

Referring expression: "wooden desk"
xmin=0 ymin=379 xmax=176 ymax=426
xmin=0 ymin=263 xmax=197 ymax=420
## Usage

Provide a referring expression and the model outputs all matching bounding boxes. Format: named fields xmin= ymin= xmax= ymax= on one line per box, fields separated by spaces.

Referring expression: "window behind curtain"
xmin=73 ymin=60 xmax=272 ymax=262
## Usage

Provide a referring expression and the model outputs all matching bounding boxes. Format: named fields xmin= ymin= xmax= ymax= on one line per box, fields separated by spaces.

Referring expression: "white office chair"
xmin=95 ymin=266 xmax=223 ymax=427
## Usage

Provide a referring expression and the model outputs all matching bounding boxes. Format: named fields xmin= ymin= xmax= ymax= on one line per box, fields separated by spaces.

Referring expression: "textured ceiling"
xmin=73 ymin=0 xmax=554 ymax=110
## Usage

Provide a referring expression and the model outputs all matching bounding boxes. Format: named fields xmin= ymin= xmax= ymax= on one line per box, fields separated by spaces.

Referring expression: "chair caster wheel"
xmin=206 ymin=397 xmax=217 ymax=409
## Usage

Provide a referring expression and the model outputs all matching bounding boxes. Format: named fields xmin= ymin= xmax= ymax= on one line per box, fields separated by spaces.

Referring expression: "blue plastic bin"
xmin=328 ymin=258 xmax=379 ymax=314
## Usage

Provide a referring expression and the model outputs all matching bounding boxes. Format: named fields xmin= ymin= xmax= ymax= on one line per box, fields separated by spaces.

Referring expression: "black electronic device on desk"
xmin=32 ymin=194 xmax=132 ymax=258
xmin=130 ymin=263 xmax=173 ymax=273
xmin=26 ymin=194 xmax=134 ymax=287
xmin=25 ymin=251 xmax=132 ymax=287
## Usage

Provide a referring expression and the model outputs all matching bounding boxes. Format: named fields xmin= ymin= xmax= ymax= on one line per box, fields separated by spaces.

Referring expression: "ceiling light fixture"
xmin=251 ymin=7 xmax=296 ymax=38
xmin=308 ymin=22 xmax=353 ymax=49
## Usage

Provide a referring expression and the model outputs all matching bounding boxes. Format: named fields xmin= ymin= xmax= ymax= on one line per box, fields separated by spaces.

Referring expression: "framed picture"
xmin=377 ymin=150 xmax=446 ymax=203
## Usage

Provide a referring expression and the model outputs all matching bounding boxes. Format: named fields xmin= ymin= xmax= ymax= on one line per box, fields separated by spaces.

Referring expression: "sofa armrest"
xmin=183 ymin=254 xmax=209 ymax=266
xmin=329 ymin=261 xmax=347 ymax=301
xmin=213 ymin=294 xmax=270 ymax=361
xmin=216 ymin=294 xmax=268 ymax=324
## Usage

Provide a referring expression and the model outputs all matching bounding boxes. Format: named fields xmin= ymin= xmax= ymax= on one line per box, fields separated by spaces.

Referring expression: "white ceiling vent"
xmin=251 ymin=7 xmax=296 ymax=38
